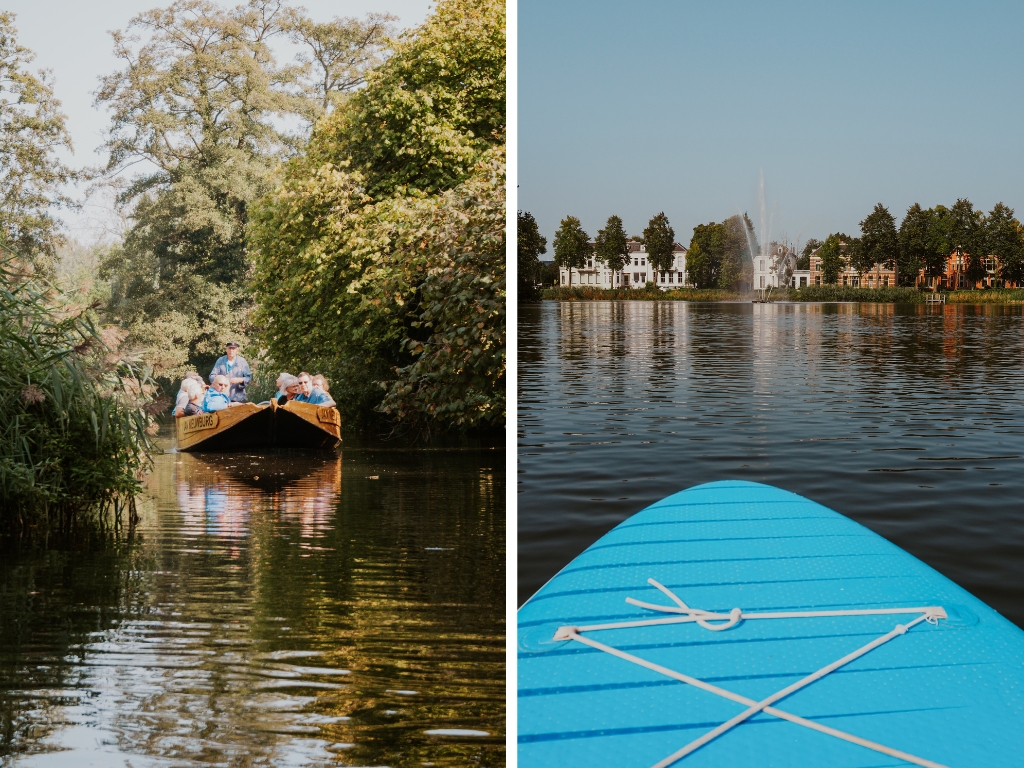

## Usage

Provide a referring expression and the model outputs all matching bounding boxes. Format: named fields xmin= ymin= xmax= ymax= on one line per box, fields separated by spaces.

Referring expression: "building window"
xmin=799 ymin=276 xmax=807 ymax=287
xmin=884 ymin=276 xmax=889 ymax=287
xmin=759 ymin=260 xmax=765 ymax=271
xmin=669 ymin=272 xmax=674 ymax=283
xmin=759 ymin=275 xmax=765 ymax=288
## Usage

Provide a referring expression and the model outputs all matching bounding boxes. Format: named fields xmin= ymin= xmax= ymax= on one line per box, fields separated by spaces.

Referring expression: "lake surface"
xmin=0 ymin=441 xmax=504 ymax=766
xmin=519 ymin=301 xmax=1024 ymax=625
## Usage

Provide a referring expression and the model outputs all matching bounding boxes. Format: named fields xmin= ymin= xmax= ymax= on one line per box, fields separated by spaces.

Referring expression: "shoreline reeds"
xmin=0 ymin=256 xmax=157 ymax=535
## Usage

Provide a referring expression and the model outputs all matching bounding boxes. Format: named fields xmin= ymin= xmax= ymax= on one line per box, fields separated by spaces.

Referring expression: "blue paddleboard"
xmin=518 ymin=481 xmax=1024 ymax=767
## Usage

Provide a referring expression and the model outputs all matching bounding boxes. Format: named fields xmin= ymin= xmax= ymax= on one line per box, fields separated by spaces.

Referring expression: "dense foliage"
xmin=248 ymin=0 xmax=505 ymax=435
xmin=95 ymin=0 xmax=395 ymax=379
xmin=0 ymin=13 xmax=77 ymax=271
xmin=817 ymin=234 xmax=845 ymax=285
xmin=643 ymin=212 xmax=675 ymax=273
xmin=686 ymin=215 xmax=754 ymax=289
xmin=517 ymin=210 xmax=546 ymax=302
xmin=805 ymin=199 xmax=1024 ymax=287
xmin=788 ymin=285 xmax=923 ymax=303
xmin=594 ymin=215 xmax=628 ymax=274
xmin=552 ymin=216 xmax=591 ymax=286
xmin=0 ymin=258 xmax=156 ymax=530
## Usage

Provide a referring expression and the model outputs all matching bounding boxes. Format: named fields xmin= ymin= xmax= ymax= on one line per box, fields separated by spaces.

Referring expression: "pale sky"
xmin=3 ymin=0 xmax=432 ymax=241
xmin=519 ymin=0 xmax=1024 ymax=252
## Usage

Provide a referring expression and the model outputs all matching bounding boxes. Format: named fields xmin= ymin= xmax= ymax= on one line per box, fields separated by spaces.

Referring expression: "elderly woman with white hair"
xmin=274 ymin=373 xmax=300 ymax=405
xmin=172 ymin=372 xmax=205 ymax=416
xmin=180 ymin=379 xmax=205 ymax=416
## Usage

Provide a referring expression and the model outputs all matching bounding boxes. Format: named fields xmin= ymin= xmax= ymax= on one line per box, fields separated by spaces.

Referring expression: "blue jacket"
xmin=202 ymin=389 xmax=231 ymax=413
xmin=209 ymin=355 xmax=251 ymax=402
xmin=296 ymin=387 xmax=335 ymax=407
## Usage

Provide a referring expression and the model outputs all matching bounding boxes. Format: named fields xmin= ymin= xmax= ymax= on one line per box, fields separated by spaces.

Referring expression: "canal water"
xmin=0 ymin=440 xmax=504 ymax=766
xmin=519 ymin=301 xmax=1024 ymax=626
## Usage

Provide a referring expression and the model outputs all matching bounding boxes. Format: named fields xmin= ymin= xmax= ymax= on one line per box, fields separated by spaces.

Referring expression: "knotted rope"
xmin=552 ymin=578 xmax=948 ymax=768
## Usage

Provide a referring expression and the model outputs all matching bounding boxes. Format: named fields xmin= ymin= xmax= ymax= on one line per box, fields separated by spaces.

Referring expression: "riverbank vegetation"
xmin=543 ymin=286 xmax=741 ymax=302
xmin=541 ymin=284 xmax=1024 ymax=304
xmin=248 ymin=0 xmax=505 ymax=435
xmin=0 ymin=259 xmax=157 ymax=532
xmin=0 ymin=0 xmax=503 ymax=445
xmin=0 ymin=0 xmax=502 ymax=528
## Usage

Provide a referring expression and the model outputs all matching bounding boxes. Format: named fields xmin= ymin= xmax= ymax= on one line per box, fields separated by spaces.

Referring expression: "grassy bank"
xmin=541 ymin=285 xmax=1024 ymax=305
xmin=542 ymin=286 xmax=741 ymax=301
xmin=786 ymin=286 xmax=924 ymax=303
xmin=946 ymin=289 xmax=1024 ymax=304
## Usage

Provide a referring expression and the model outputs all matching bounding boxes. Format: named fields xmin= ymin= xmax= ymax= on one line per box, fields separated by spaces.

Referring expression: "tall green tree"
xmin=899 ymin=203 xmax=948 ymax=283
xmin=818 ymin=234 xmax=844 ymax=285
xmin=0 ymin=12 xmax=77 ymax=271
xmin=986 ymin=202 xmax=1024 ymax=285
xmin=687 ymin=222 xmax=725 ymax=289
xmin=856 ymin=203 xmax=898 ymax=274
xmin=517 ymin=210 xmax=546 ymax=302
xmin=644 ymin=212 xmax=675 ymax=275
xmin=248 ymin=0 xmax=505 ymax=433
xmin=946 ymin=198 xmax=987 ymax=284
xmin=718 ymin=214 xmax=753 ymax=289
xmin=594 ymin=215 xmax=629 ymax=275
xmin=897 ymin=204 xmax=928 ymax=285
xmin=315 ymin=0 xmax=504 ymax=199
xmin=553 ymin=216 xmax=591 ymax=287
xmin=95 ymin=0 xmax=393 ymax=378
xmin=796 ymin=239 xmax=820 ymax=271
xmin=285 ymin=9 xmax=396 ymax=118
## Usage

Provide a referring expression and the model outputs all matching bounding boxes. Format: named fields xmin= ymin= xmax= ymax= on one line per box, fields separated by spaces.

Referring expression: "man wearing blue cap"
xmin=209 ymin=342 xmax=252 ymax=402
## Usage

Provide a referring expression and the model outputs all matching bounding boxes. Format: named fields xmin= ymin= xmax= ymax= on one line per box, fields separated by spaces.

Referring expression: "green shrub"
xmin=541 ymin=286 xmax=740 ymax=301
xmin=789 ymin=286 xmax=924 ymax=303
xmin=0 ymin=258 xmax=156 ymax=531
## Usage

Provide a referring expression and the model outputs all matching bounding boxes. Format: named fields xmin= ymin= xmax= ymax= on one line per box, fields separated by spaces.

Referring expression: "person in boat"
xmin=312 ymin=374 xmax=329 ymax=394
xmin=172 ymin=372 xmax=205 ymax=416
xmin=275 ymin=373 xmax=300 ymax=404
xmin=202 ymin=375 xmax=239 ymax=412
xmin=295 ymin=372 xmax=336 ymax=407
xmin=181 ymin=379 xmax=204 ymax=416
xmin=209 ymin=342 xmax=251 ymax=402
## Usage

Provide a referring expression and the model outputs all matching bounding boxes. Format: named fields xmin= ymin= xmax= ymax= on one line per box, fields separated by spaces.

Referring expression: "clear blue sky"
xmin=519 ymin=0 xmax=1024 ymax=251
xmin=3 ymin=0 xmax=431 ymax=240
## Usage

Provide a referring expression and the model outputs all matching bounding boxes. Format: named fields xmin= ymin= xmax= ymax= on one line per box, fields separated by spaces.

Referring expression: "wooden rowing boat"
xmin=175 ymin=399 xmax=341 ymax=452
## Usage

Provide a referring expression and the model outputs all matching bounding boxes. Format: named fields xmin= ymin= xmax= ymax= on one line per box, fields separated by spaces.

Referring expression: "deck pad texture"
xmin=518 ymin=481 xmax=1024 ymax=767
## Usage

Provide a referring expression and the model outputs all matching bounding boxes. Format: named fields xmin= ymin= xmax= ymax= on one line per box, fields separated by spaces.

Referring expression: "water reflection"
xmin=1 ymin=446 xmax=504 ymax=766
xmin=519 ymin=301 xmax=1024 ymax=625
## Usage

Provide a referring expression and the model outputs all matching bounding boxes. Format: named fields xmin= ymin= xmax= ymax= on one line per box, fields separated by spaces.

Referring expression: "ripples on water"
xmin=519 ymin=301 xmax=1024 ymax=623
xmin=0 ymin=444 xmax=504 ymax=766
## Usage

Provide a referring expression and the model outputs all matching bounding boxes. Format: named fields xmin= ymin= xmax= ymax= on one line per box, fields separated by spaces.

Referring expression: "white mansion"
xmin=559 ymin=241 xmax=689 ymax=290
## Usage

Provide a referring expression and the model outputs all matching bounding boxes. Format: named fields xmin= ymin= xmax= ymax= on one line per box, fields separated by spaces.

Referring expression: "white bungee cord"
xmin=553 ymin=578 xmax=948 ymax=768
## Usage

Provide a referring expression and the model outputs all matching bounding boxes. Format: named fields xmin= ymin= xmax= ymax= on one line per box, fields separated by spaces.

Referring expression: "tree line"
xmin=518 ymin=211 xmax=677 ymax=298
xmin=519 ymin=197 xmax=1024 ymax=300
xmin=802 ymin=200 xmax=1024 ymax=286
xmin=517 ymin=210 xmax=759 ymax=295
